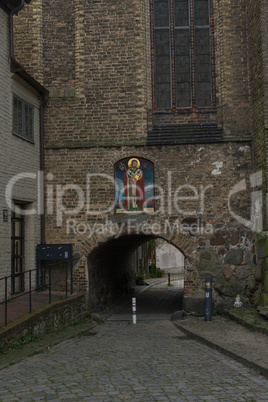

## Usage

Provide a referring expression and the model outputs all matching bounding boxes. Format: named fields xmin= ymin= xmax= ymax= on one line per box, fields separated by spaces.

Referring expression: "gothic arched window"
xmin=151 ymin=0 xmax=215 ymax=111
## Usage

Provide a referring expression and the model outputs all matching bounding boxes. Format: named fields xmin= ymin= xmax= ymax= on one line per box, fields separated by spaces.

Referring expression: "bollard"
xmin=29 ymin=270 xmax=32 ymax=313
xmin=204 ymin=278 xmax=212 ymax=322
xmin=168 ymin=272 xmax=170 ymax=286
xmin=132 ymin=297 xmax=136 ymax=324
xmin=49 ymin=264 xmax=52 ymax=304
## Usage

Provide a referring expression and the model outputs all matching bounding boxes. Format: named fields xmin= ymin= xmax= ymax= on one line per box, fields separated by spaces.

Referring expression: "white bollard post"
xmin=132 ymin=297 xmax=136 ymax=324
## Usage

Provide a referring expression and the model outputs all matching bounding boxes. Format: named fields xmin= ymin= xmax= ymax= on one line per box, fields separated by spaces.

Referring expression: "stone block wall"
xmin=0 ymin=294 xmax=86 ymax=349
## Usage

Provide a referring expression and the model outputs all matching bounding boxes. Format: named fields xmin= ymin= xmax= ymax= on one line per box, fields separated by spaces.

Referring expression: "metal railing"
xmin=0 ymin=264 xmax=70 ymax=326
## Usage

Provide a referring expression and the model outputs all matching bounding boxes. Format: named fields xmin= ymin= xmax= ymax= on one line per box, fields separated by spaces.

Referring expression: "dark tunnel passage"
xmin=87 ymin=234 xmax=184 ymax=313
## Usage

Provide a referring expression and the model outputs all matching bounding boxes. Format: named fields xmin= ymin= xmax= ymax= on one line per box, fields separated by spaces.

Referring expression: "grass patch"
xmin=0 ymin=333 xmax=42 ymax=354
xmin=70 ymin=319 xmax=81 ymax=326
xmin=28 ymin=350 xmax=43 ymax=357
xmin=93 ymin=316 xmax=104 ymax=325
xmin=250 ymin=319 xmax=261 ymax=326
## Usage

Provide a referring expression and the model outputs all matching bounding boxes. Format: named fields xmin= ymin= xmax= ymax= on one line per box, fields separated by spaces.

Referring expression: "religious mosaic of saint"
xmin=115 ymin=157 xmax=154 ymax=214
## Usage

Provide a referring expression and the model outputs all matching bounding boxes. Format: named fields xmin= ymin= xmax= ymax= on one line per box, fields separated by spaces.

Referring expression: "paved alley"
xmin=1 ymin=319 xmax=268 ymax=401
xmin=1 ymin=279 xmax=268 ymax=401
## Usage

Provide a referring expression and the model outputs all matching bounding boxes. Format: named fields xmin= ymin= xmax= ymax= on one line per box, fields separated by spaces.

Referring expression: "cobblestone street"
xmin=1 ymin=281 xmax=268 ymax=401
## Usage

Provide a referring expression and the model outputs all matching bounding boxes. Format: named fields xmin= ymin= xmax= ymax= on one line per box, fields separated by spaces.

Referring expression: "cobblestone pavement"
xmin=1 ymin=320 xmax=268 ymax=400
xmin=110 ymin=277 xmax=184 ymax=318
xmin=1 ymin=279 xmax=268 ymax=401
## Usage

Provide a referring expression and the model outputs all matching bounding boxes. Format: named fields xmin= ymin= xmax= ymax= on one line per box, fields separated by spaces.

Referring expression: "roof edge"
xmin=10 ymin=57 xmax=48 ymax=101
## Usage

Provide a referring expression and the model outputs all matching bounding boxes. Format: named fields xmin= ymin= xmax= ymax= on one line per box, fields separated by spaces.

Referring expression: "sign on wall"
xmin=115 ymin=157 xmax=154 ymax=214
xmin=37 ymin=244 xmax=73 ymax=261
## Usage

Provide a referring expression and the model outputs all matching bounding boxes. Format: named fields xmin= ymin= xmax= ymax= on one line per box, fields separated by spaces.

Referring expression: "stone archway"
xmin=76 ymin=225 xmax=197 ymax=311
xmin=70 ymin=215 xmax=256 ymax=314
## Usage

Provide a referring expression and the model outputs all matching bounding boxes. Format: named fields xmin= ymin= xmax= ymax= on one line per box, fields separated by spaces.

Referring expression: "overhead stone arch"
xmin=75 ymin=221 xmax=197 ymax=310
xmin=80 ymin=229 xmax=195 ymax=260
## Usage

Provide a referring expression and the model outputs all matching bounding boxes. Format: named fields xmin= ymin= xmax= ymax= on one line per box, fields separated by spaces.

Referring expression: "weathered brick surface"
xmin=13 ymin=0 xmax=44 ymax=84
xmin=248 ymin=0 xmax=265 ymax=169
xmin=248 ymin=0 xmax=268 ymax=231
xmin=14 ymin=0 xmax=253 ymax=144
xmin=11 ymin=0 xmax=267 ymax=310
xmin=152 ymin=0 xmax=251 ymax=137
xmin=43 ymin=143 xmax=254 ymax=308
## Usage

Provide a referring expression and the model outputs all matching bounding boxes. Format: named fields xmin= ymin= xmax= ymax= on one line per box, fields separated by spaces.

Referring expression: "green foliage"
xmin=93 ymin=316 xmax=104 ymax=325
xmin=250 ymin=319 xmax=261 ymax=326
xmin=57 ymin=296 xmax=68 ymax=301
xmin=21 ymin=334 xmax=42 ymax=344
xmin=0 ymin=343 xmax=7 ymax=354
xmin=136 ymin=270 xmax=147 ymax=285
xmin=10 ymin=340 xmax=21 ymax=350
xmin=28 ymin=350 xmax=42 ymax=357
xmin=0 ymin=333 xmax=42 ymax=354
xmin=252 ymin=288 xmax=262 ymax=307
xmin=70 ymin=319 xmax=81 ymax=326
xmin=149 ymin=263 xmax=156 ymax=275
xmin=149 ymin=264 xmax=164 ymax=278
xmin=35 ymin=284 xmax=45 ymax=292
xmin=136 ymin=265 xmax=164 ymax=284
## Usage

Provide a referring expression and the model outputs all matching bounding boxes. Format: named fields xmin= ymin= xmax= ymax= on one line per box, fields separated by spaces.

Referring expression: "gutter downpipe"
xmin=9 ymin=0 xmax=25 ymax=59
xmin=40 ymin=93 xmax=48 ymax=244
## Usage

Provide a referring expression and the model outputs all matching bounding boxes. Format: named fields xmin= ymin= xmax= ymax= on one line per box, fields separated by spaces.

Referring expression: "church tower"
xmin=13 ymin=0 xmax=268 ymax=311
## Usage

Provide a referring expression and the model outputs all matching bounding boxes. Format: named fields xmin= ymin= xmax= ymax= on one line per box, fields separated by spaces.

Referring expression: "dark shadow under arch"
xmin=87 ymin=234 xmax=185 ymax=311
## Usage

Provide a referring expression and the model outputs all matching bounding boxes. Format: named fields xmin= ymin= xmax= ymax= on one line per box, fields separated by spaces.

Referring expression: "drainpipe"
xmin=40 ymin=93 xmax=48 ymax=244
xmin=9 ymin=0 xmax=25 ymax=59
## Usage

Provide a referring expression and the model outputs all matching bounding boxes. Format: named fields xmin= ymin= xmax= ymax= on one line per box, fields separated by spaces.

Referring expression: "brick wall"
xmin=247 ymin=0 xmax=268 ymax=235
xmin=259 ymin=0 xmax=268 ymax=230
xmin=43 ymin=143 xmax=255 ymax=311
xmin=213 ymin=0 xmax=251 ymax=138
xmin=248 ymin=0 xmax=265 ymax=170
xmin=152 ymin=0 xmax=252 ymax=137
xmin=13 ymin=0 xmax=44 ymax=84
xmin=12 ymin=0 xmax=262 ymax=312
xmin=14 ymin=1 xmax=253 ymax=143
